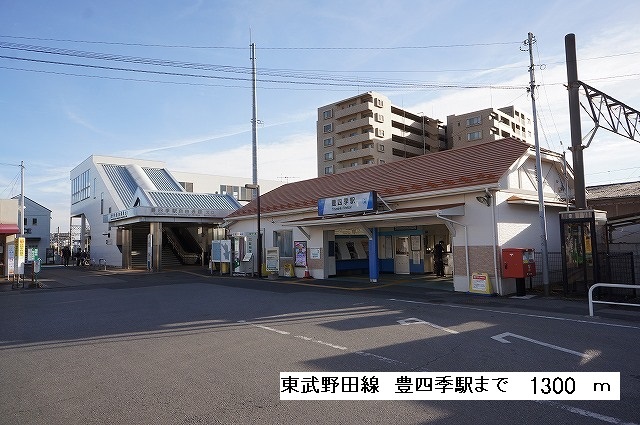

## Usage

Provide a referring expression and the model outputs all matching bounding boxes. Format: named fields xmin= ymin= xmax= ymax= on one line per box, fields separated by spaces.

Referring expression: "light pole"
xmin=245 ymin=184 xmax=261 ymax=278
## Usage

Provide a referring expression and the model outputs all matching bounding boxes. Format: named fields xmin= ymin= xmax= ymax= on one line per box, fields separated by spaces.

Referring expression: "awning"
xmin=506 ymin=194 xmax=569 ymax=208
xmin=0 ymin=224 xmax=20 ymax=234
xmin=283 ymin=203 xmax=465 ymax=227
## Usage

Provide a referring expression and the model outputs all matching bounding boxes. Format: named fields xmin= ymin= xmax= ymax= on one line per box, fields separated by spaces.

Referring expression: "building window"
xmin=467 ymin=131 xmax=482 ymax=141
xmin=375 ymin=113 xmax=384 ymax=123
xmin=179 ymin=181 xmax=194 ymax=192
xmin=322 ymin=109 xmax=333 ymax=119
xmin=324 ymin=151 xmax=334 ymax=161
xmin=377 ymin=144 xmax=385 ymax=152
xmin=375 ymin=128 xmax=384 ymax=137
xmin=32 ymin=218 xmax=37 ymax=225
xmin=364 ymin=159 xmax=374 ymax=164
xmin=71 ymin=169 xmax=91 ymax=204
xmin=274 ymin=230 xmax=293 ymax=257
xmin=323 ymin=123 xmax=333 ymax=133
xmin=324 ymin=165 xmax=334 ymax=175
xmin=466 ymin=116 xmax=481 ymax=126
xmin=374 ymin=98 xmax=383 ymax=107
xmin=323 ymin=137 xmax=333 ymax=147
xmin=350 ymin=161 xmax=358 ymax=167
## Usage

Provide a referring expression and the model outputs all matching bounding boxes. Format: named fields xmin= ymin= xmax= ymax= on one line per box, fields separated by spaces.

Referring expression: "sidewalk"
xmin=2 ymin=265 xmax=639 ymax=323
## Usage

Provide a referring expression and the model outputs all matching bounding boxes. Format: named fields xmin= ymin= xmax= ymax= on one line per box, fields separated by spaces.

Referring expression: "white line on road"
xmin=491 ymin=332 xmax=590 ymax=359
xmin=388 ymin=298 xmax=640 ymax=330
xmin=536 ymin=400 xmax=639 ymax=425
xmin=397 ymin=317 xmax=459 ymax=334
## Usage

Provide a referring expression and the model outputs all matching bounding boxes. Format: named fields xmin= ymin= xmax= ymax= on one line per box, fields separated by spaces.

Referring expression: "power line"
xmin=0 ymin=35 xmax=522 ymax=50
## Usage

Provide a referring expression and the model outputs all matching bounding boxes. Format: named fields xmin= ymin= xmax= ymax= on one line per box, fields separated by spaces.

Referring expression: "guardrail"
xmin=588 ymin=283 xmax=640 ymax=316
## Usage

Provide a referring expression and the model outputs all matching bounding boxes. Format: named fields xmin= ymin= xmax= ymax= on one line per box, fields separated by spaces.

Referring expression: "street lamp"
xmin=245 ymin=184 xmax=262 ymax=278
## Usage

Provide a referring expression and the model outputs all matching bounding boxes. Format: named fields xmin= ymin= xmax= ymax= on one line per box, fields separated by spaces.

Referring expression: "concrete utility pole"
xmin=20 ymin=160 xmax=25 ymax=236
xmin=526 ymin=32 xmax=551 ymax=296
xmin=565 ymin=33 xmax=586 ymax=209
xmin=250 ymin=42 xmax=258 ymax=186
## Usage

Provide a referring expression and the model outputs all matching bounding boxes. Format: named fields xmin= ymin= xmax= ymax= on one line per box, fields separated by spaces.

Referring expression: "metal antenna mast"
xmin=525 ymin=32 xmax=550 ymax=295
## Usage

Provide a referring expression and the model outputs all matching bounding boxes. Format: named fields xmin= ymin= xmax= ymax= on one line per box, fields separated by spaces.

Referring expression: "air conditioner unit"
xmin=375 ymin=129 xmax=385 ymax=138
xmin=375 ymin=113 xmax=384 ymax=123
xmin=374 ymin=98 xmax=383 ymax=107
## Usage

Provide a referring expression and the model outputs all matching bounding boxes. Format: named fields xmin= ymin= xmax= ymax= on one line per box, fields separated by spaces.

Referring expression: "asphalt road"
xmin=0 ymin=268 xmax=638 ymax=424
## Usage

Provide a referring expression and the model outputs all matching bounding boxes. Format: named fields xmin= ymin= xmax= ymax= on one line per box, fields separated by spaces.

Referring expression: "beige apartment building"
xmin=446 ymin=106 xmax=532 ymax=149
xmin=317 ymin=92 xmax=444 ymax=176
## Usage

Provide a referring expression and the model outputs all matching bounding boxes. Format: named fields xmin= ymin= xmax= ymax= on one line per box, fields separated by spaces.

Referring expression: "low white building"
xmin=69 ymin=155 xmax=283 ymax=269
xmin=225 ymin=138 xmax=574 ymax=296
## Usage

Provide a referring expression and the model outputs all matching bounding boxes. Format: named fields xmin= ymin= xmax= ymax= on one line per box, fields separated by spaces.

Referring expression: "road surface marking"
xmin=397 ymin=317 xmax=459 ymax=334
xmin=491 ymin=332 xmax=590 ymax=359
xmin=536 ymin=400 xmax=639 ymax=425
xmin=388 ymin=298 xmax=640 ymax=331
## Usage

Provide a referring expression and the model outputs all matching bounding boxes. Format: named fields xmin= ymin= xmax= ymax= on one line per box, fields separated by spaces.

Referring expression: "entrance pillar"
xmin=368 ymin=227 xmax=379 ymax=283
xmin=122 ymin=228 xmax=132 ymax=269
xmin=150 ymin=222 xmax=163 ymax=272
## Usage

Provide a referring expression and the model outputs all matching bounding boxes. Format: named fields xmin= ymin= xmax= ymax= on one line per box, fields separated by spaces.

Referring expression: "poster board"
xmin=294 ymin=241 xmax=307 ymax=267
xmin=469 ymin=272 xmax=493 ymax=295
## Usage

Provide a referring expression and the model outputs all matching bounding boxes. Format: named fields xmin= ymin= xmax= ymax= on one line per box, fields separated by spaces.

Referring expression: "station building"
xmin=69 ymin=155 xmax=282 ymax=270
xmin=225 ymin=138 xmax=573 ymax=295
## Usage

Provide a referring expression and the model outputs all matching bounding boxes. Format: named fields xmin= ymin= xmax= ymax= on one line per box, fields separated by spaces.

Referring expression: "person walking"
xmin=62 ymin=246 xmax=71 ymax=267
xmin=434 ymin=240 xmax=445 ymax=277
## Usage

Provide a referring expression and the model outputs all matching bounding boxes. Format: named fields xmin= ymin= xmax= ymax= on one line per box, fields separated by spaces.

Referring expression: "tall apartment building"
xmin=317 ymin=92 xmax=444 ymax=176
xmin=446 ymin=106 xmax=532 ymax=149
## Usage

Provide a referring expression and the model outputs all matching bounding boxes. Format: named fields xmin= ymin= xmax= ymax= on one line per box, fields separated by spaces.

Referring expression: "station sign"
xmin=318 ymin=191 xmax=377 ymax=216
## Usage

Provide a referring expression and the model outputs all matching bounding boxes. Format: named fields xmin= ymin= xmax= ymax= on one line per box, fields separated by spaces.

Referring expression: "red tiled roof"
xmin=228 ymin=137 xmax=531 ymax=218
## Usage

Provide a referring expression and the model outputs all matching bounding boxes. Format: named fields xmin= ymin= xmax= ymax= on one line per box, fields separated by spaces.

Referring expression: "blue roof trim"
xmin=147 ymin=191 xmax=240 ymax=210
xmin=102 ymin=164 xmax=137 ymax=207
xmin=143 ymin=167 xmax=183 ymax=191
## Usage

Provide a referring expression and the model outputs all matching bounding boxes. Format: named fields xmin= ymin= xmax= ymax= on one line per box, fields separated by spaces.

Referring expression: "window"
xmin=179 ymin=182 xmax=194 ymax=192
xmin=375 ymin=113 xmax=384 ymax=123
xmin=322 ymin=109 xmax=333 ymax=119
xmin=323 ymin=123 xmax=333 ymax=133
xmin=350 ymin=161 xmax=358 ymax=167
xmin=324 ymin=165 xmax=334 ymax=174
xmin=375 ymin=128 xmax=384 ymax=137
xmin=363 ymin=143 xmax=373 ymax=149
xmin=377 ymin=143 xmax=385 ymax=152
xmin=323 ymin=137 xmax=333 ymax=147
xmin=71 ymin=169 xmax=91 ymax=204
xmin=32 ymin=218 xmax=37 ymax=225
xmin=364 ymin=159 xmax=374 ymax=164
xmin=466 ymin=116 xmax=481 ymax=126
xmin=374 ymin=98 xmax=384 ymax=107
xmin=324 ymin=151 xmax=334 ymax=161
xmin=467 ymin=131 xmax=482 ymax=141
xmin=274 ymin=230 xmax=293 ymax=257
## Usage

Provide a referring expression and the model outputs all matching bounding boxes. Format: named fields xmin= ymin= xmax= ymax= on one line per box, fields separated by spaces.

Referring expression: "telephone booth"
xmin=559 ymin=210 xmax=608 ymax=295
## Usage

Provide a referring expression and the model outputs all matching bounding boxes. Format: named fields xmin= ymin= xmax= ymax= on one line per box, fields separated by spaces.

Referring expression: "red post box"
xmin=502 ymin=248 xmax=536 ymax=278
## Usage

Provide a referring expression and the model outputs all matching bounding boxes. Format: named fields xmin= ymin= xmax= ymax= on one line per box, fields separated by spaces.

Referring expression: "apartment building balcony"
xmin=335 ymin=117 xmax=375 ymax=134
xmin=335 ymin=132 xmax=374 ymax=148
xmin=335 ymin=146 xmax=376 ymax=163
xmin=333 ymin=101 xmax=373 ymax=119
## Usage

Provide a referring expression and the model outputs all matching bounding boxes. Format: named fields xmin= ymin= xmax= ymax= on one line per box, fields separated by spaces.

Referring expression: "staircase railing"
xmin=164 ymin=228 xmax=200 ymax=265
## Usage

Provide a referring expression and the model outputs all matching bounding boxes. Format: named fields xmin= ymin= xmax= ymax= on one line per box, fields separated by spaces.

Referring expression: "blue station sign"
xmin=318 ymin=191 xmax=377 ymax=216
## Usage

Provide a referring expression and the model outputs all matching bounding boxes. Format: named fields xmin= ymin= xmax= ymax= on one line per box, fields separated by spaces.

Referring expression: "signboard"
xmin=317 ymin=191 xmax=377 ymax=216
xmin=7 ymin=243 xmax=15 ymax=276
xmin=266 ymin=247 xmax=280 ymax=272
xmin=220 ymin=240 xmax=231 ymax=262
xmin=310 ymin=248 xmax=321 ymax=260
xmin=469 ymin=272 xmax=493 ymax=295
xmin=15 ymin=237 xmax=25 ymax=275
xmin=294 ymin=241 xmax=307 ymax=267
xmin=147 ymin=234 xmax=153 ymax=271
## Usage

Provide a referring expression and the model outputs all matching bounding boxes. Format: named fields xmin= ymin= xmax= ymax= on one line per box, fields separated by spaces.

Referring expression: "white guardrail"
xmin=588 ymin=283 xmax=640 ymax=317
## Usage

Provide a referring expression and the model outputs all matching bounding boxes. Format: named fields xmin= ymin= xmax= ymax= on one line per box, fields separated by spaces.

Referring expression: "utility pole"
xmin=526 ymin=32 xmax=550 ymax=295
xmin=19 ymin=160 xmax=25 ymax=236
xmin=565 ymin=33 xmax=586 ymax=210
xmin=251 ymin=42 xmax=258 ymax=186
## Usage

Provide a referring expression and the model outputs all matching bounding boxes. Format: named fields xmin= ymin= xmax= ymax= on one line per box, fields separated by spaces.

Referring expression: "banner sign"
xmin=318 ymin=191 xmax=377 ymax=216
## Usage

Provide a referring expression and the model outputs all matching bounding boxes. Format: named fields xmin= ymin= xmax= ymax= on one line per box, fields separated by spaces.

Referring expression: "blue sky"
xmin=1 ymin=0 xmax=639 ymax=231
